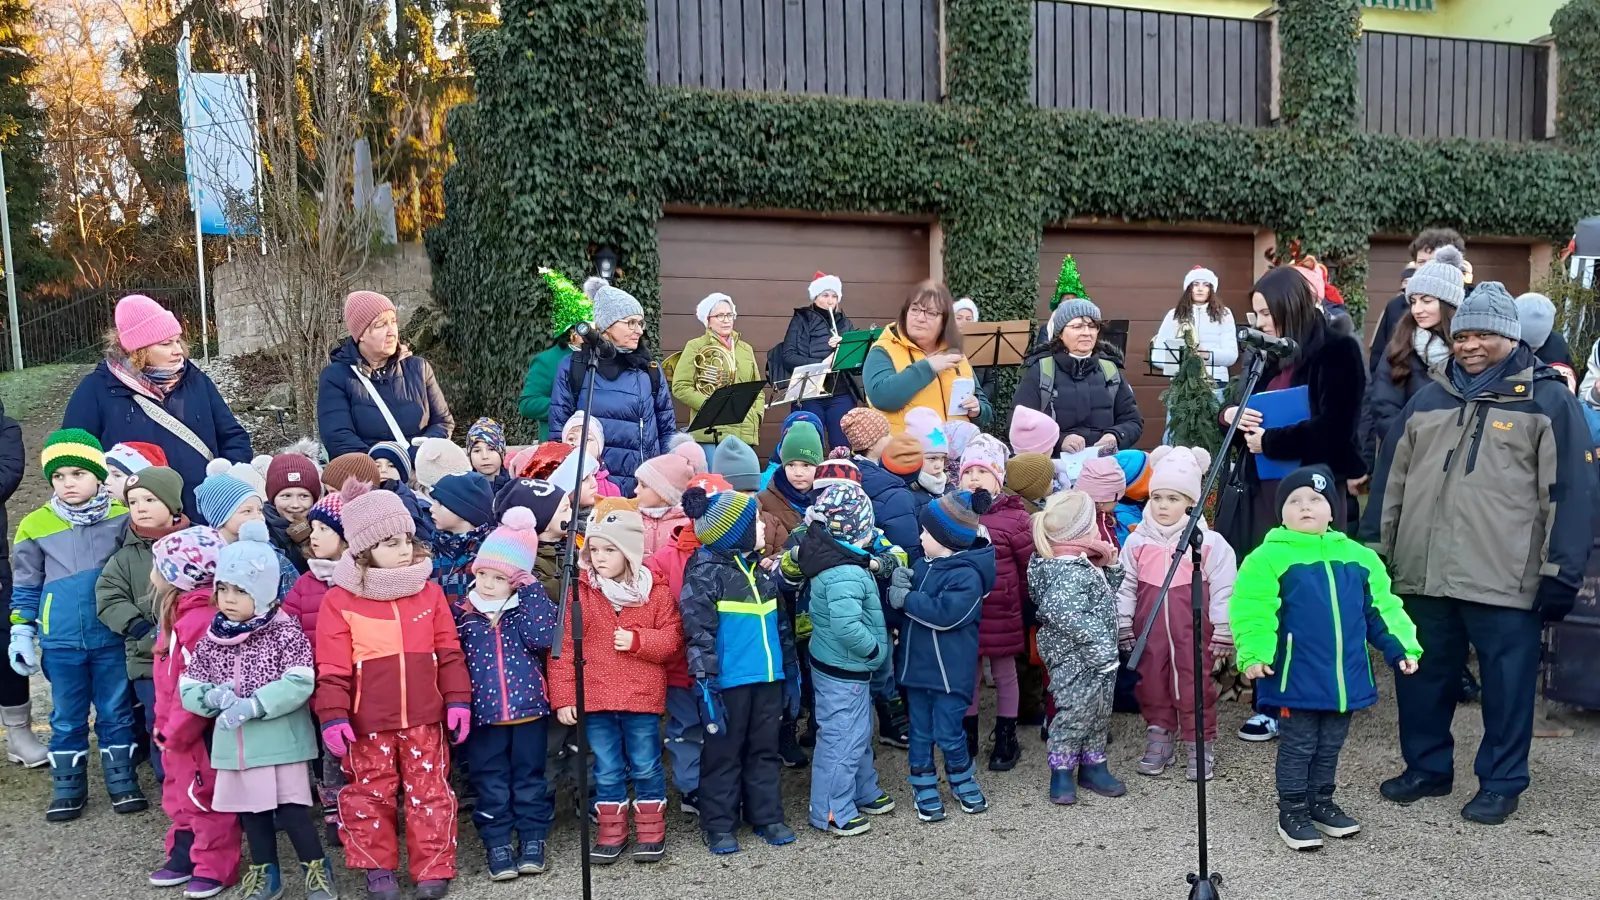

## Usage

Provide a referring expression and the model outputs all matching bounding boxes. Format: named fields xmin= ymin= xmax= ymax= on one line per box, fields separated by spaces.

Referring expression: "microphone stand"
xmin=1126 ymin=345 xmax=1269 ymax=900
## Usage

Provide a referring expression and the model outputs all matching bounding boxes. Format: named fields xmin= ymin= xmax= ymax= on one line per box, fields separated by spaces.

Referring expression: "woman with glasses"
xmin=862 ymin=281 xmax=992 ymax=432
xmin=547 ymin=283 xmax=679 ymax=496
xmin=672 ymin=293 xmax=764 ymax=454
xmin=1014 ymin=297 xmax=1143 ymax=454
xmin=316 ymin=290 xmax=454 ymax=460
xmin=777 ymin=272 xmax=859 ymax=450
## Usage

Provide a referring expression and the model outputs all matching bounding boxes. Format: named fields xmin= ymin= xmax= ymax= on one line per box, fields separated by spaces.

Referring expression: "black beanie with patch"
xmin=1274 ymin=464 xmax=1343 ymax=529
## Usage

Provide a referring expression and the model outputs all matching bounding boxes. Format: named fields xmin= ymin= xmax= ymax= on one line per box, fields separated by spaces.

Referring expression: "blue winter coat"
xmin=61 ymin=361 xmax=253 ymax=523
xmin=856 ymin=457 xmax=921 ymax=565
xmin=894 ymin=538 xmax=996 ymax=700
xmin=456 ymin=585 xmax=558 ymax=725
xmin=382 ymin=479 xmax=435 ymax=544
xmin=680 ymin=546 xmax=797 ymax=690
xmin=547 ymin=348 xmax=677 ymax=496
xmin=316 ymin=340 xmax=454 ymax=458
xmin=432 ymin=524 xmax=490 ymax=610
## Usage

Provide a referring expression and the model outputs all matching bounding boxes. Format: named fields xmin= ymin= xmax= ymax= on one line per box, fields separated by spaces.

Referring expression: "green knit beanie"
xmin=779 ymin=421 xmax=824 ymax=466
xmin=42 ymin=428 xmax=107 ymax=482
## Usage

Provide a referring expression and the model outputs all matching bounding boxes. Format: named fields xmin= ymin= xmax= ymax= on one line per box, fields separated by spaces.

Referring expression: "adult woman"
xmin=520 ymin=272 xmax=597 ymax=440
xmin=63 ymin=294 xmax=253 ymax=521
xmin=1014 ymin=298 xmax=1142 ymax=453
xmin=862 ymin=281 xmax=992 ymax=431
xmin=0 ymin=397 xmax=42 ymax=767
xmin=1152 ymin=267 xmax=1237 ymax=382
xmin=952 ymin=297 xmax=999 ymax=403
xmin=1357 ymin=247 xmax=1464 ymax=485
xmin=672 ymin=292 xmax=763 ymax=451
xmin=547 ymin=283 xmax=677 ymax=496
xmin=778 ymin=272 xmax=858 ymax=450
xmin=317 ymin=290 xmax=454 ymax=458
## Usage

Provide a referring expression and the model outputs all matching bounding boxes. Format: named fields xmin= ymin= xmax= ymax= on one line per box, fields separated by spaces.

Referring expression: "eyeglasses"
xmin=617 ymin=317 xmax=646 ymax=330
xmin=708 ymin=313 xmax=736 ymax=322
xmin=907 ymin=306 xmax=941 ymax=321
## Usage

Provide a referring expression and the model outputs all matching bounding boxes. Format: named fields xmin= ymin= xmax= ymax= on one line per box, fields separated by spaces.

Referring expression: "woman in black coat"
xmin=0 ymin=398 xmax=40 ymax=766
xmin=778 ymin=272 xmax=857 ymax=451
xmin=1014 ymin=297 xmax=1143 ymax=453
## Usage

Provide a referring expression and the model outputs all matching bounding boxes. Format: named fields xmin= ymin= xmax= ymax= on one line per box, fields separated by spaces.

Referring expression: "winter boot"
xmin=962 ymin=715 xmax=980 ymax=760
xmin=703 ymin=830 xmax=739 ymax=854
xmin=239 ymin=863 xmax=283 ymax=900
xmin=778 ymin=719 xmax=809 ymax=768
xmin=876 ymin=696 xmax=910 ymax=749
xmin=102 ymin=743 xmax=150 ymax=813
xmin=799 ymin=714 xmax=819 ymax=748
xmin=987 ymin=717 xmax=1020 ymax=772
xmin=908 ymin=769 xmax=945 ymax=822
xmin=1049 ymin=763 xmax=1078 ymax=805
xmin=517 ymin=837 xmax=547 ymax=874
xmin=632 ymin=799 xmax=667 ymax=862
xmin=1 ymin=703 xmax=47 ymax=768
xmin=753 ymin=823 xmax=797 ymax=845
xmin=363 ymin=869 xmax=400 ymax=900
xmin=46 ymin=749 xmax=87 ymax=822
xmin=150 ymin=829 xmax=195 ymax=886
xmin=1277 ymin=794 xmax=1323 ymax=851
xmin=1183 ymin=741 xmax=1215 ymax=782
xmin=947 ymin=761 xmax=988 ymax=815
xmin=590 ymin=801 xmax=629 ymax=864
xmin=1077 ymin=755 xmax=1127 ymax=798
xmin=1308 ymin=787 xmax=1361 ymax=837
xmin=413 ymin=880 xmax=449 ymax=900
xmin=300 ymin=858 xmax=339 ymax=900
xmin=1136 ymin=727 xmax=1175 ymax=776
xmin=485 ymin=845 xmax=517 ymax=881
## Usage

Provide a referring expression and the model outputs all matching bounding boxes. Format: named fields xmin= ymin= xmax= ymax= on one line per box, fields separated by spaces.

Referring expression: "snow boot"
xmin=46 ymin=749 xmax=87 ymax=822
xmin=1308 ymin=787 xmax=1361 ymax=837
xmin=947 ymin=761 xmax=987 ymax=814
xmin=987 ymin=717 xmax=1020 ymax=772
xmin=590 ymin=801 xmax=629 ymax=864
xmin=1137 ymin=726 xmax=1175 ymax=776
xmin=103 ymin=743 xmax=149 ymax=813
xmin=1049 ymin=767 xmax=1077 ymax=805
xmin=1277 ymin=794 xmax=1323 ymax=851
xmin=1077 ymin=757 xmax=1127 ymax=797
xmin=876 ymin=696 xmax=909 ymax=749
xmin=908 ymin=769 xmax=945 ymax=822
xmin=2 ymin=703 xmax=47 ymax=768
xmin=1183 ymin=740 xmax=1214 ymax=782
xmin=778 ymin=719 xmax=809 ymax=768
xmin=632 ymin=799 xmax=667 ymax=862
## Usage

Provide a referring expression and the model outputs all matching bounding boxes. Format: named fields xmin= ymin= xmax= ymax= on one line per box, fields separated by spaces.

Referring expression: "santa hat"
xmin=808 ymin=271 xmax=843 ymax=302
xmin=107 ymin=441 xmax=168 ymax=476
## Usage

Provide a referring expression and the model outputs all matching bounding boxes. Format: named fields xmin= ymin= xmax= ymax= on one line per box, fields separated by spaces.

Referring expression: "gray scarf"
xmin=50 ymin=488 xmax=113 ymax=527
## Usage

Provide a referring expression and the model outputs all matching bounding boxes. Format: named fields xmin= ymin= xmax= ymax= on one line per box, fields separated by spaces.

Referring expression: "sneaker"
xmin=414 ymin=880 xmax=449 ymax=900
xmin=1277 ymin=797 xmax=1323 ymax=851
xmin=182 ymin=877 xmax=226 ymax=899
xmin=1379 ymin=771 xmax=1452 ymax=805
xmin=858 ymin=794 xmax=895 ymax=815
xmin=150 ymin=865 xmax=193 ymax=888
xmin=703 ymin=830 xmax=740 ymax=854
xmin=1238 ymin=713 xmax=1279 ymax=742
xmin=486 ymin=845 xmax=518 ymax=882
xmin=828 ymin=814 xmax=870 ymax=836
xmin=1461 ymin=789 xmax=1518 ymax=825
xmin=240 ymin=863 xmax=284 ymax=900
xmin=1308 ymin=795 xmax=1361 ymax=838
xmin=753 ymin=823 xmax=797 ymax=846
xmin=300 ymin=858 xmax=339 ymax=900
xmin=364 ymin=869 xmax=400 ymax=900
xmin=679 ymin=790 xmax=700 ymax=817
xmin=517 ymin=839 xmax=547 ymax=874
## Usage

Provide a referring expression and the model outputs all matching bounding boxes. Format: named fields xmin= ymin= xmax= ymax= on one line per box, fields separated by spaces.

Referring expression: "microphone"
xmin=1237 ymin=326 xmax=1298 ymax=359
xmin=572 ymin=322 xmax=617 ymax=360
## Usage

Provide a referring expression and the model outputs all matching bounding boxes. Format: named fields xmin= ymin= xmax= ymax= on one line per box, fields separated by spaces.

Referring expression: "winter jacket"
xmin=0 ymin=401 xmax=23 ymax=557
xmin=62 ymin=362 xmax=253 ymax=522
xmin=550 ymin=572 xmax=681 ymax=714
xmin=316 ymin=340 xmax=454 ymax=458
xmin=1115 ymin=521 xmax=1235 ymax=646
xmin=263 ymin=503 xmax=309 ymax=574
xmin=12 ymin=501 xmax=128 ymax=650
xmin=152 ymin=588 xmax=216 ymax=755
xmin=519 ymin=343 xmax=573 ymax=441
xmin=1231 ymin=527 xmax=1421 ymax=713
xmin=1152 ymin=307 xmax=1239 ymax=382
xmin=1030 ymin=554 xmax=1118 ymax=678
xmin=639 ymin=504 xmax=690 ymax=561
xmin=1015 ymin=349 xmax=1144 ymax=450
xmin=180 ymin=611 xmax=319 ymax=770
xmin=96 ymin=518 xmax=191 ymax=679
xmin=382 ymin=479 xmax=435 ymax=544
xmin=645 ymin=523 xmax=700 ymax=690
xmin=780 ymin=304 xmax=856 ymax=381
xmin=894 ymin=538 xmax=997 ymax=699
xmin=1536 ymin=330 xmax=1574 ymax=374
xmin=1366 ymin=293 xmax=1410 ymax=375
xmin=313 ymin=580 xmax=473 ymax=734
xmin=757 ymin=482 xmax=805 ymax=561
xmin=796 ymin=524 xmax=887 ymax=680
xmin=547 ymin=346 xmax=678 ymax=496
xmin=457 ymin=584 xmax=558 ymax=725
xmin=862 ymin=323 xmax=992 ymax=432
xmin=976 ymin=492 xmax=1033 ymax=658
xmin=680 ymin=546 xmax=796 ymax=690
xmin=430 ymin=524 xmax=491 ymax=611
xmin=1249 ymin=325 xmax=1368 ymax=479
xmin=1363 ymin=346 xmax=1598 ymax=611
xmin=672 ymin=330 xmax=765 ymax=445
xmin=282 ymin=566 xmax=333 ymax=656
xmin=856 ymin=456 xmax=921 ymax=565
xmin=535 ymin=542 xmax=563 ymax=607
xmin=1358 ymin=349 xmax=1432 ymax=474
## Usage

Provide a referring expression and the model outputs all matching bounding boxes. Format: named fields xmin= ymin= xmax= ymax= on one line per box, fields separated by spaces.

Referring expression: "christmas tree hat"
xmin=1052 ymin=254 xmax=1087 ymax=310
xmin=540 ymin=266 xmax=594 ymax=337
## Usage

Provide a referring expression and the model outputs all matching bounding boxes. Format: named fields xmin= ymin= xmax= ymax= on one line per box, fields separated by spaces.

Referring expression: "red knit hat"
xmin=267 ymin=453 xmax=323 ymax=504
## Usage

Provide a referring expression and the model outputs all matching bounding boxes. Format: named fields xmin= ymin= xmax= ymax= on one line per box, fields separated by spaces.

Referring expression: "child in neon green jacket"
xmin=1230 ymin=465 xmax=1421 ymax=853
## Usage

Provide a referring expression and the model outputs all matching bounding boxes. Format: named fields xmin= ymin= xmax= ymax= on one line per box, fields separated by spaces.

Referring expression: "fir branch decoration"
xmin=1161 ymin=326 xmax=1222 ymax=456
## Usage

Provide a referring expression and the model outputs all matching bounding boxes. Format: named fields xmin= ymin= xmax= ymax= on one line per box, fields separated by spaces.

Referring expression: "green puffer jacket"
xmin=671 ymin=331 xmax=765 ymax=445
xmin=95 ymin=520 xmax=189 ymax=680
xmin=519 ymin=342 xmax=573 ymax=441
xmin=791 ymin=524 xmax=888 ymax=679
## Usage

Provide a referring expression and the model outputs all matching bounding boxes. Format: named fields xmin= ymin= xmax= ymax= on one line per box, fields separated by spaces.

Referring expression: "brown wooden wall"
xmin=1357 ymin=32 xmax=1549 ymax=141
xmin=645 ymin=0 xmax=942 ymax=102
xmin=1029 ymin=2 xmax=1271 ymax=126
xmin=1362 ymin=238 xmax=1532 ymax=346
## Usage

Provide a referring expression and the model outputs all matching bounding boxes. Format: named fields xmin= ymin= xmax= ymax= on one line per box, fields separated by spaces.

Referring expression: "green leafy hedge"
xmin=429 ymin=0 xmax=1600 ymax=434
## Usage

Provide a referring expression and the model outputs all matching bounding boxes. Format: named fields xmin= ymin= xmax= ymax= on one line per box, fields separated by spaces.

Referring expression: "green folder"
xmin=831 ymin=327 xmax=883 ymax=372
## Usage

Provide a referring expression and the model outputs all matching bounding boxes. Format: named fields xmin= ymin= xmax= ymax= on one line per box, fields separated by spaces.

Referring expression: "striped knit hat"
xmin=369 ymin=441 xmax=413 ymax=484
xmin=472 ymin=506 xmax=541 ymax=587
xmin=42 ymin=428 xmax=107 ymax=482
xmin=921 ymin=488 xmax=993 ymax=551
xmin=682 ymin=484 xmax=757 ymax=553
xmin=195 ymin=471 xmax=259 ymax=528
xmin=468 ymin=417 xmax=507 ymax=455
xmin=308 ymin=491 xmax=345 ymax=540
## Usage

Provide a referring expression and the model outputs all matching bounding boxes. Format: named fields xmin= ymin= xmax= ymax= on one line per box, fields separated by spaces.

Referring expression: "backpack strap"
xmin=1099 ymin=357 xmax=1122 ymax=402
xmin=1038 ymin=356 xmax=1057 ymax=419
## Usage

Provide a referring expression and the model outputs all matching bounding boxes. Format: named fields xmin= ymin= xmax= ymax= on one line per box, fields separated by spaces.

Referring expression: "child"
xmin=881 ymin=433 xmax=926 ymax=511
xmin=957 ymin=435 xmax=1032 ymax=771
xmin=903 ymin=406 xmax=949 ymax=501
xmin=1116 ymin=446 xmax=1236 ymax=781
xmin=195 ymin=468 xmax=298 ymax=603
xmin=1009 ymin=405 xmax=1060 ymax=457
xmin=180 ymin=521 xmax=336 ymax=900
xmin=467 ymin=417 xmax=511 ymax=493
xmin=1230 ymin=465 xmax=1421 ymax=851
xmin=799 ymin=485 xmax=893 ymax=836
xmin=560 ymin=413 xmax=622 ymax=497
xmin=1029 ymin=491 xmax=1124 ymax=805
xmin=551 ymin=500 xmax=682 ymax=863
xmin=679 ymin=485 xmax=798 ymax=854
xmin=1004 ymin=453 xmax=1054 ymax=514
xmin=427 ymin=471 xmax=495 ymax=611
xmin=264 ymin=452 xmax=322 ymax=573
xmin=1111 ymin=449 xmax=1151 ymax=545
xmin=105 ymin=441 xmax=167 ymax=502
xmin=632 ymin=454 xmax=693 ymax=558
xmin=96 ymin=465 xmax=188 ymax=782
xmin=711 ymin=434 xmax=761 ymax=494
xmin=370 ymin=442 xmax=437 ymax=542
xmin=314 ymin=482 xmax=471 ymax=900
xmin=414 ymin=437 xmax=472 ymax=494
xmin=549 ymin=447 xmax=602 ymax=533
xmin=758 ymin=411 xmax=823 ymax=490
xmin=944 ymin=419 xmax=980 ymax=463
xmin=321 ymin=453 xmax=381 ymax=496
xmin=840 ymin=409 xmax=918 ymax=559
xmin=10 ymin=429 xmax=142 ymax=820
xmin=1076 ymin=457 xmax=1127 ymax=548
xmin=459 ymin=507 xmax=558 ymax=878
xmin=148 ymin=525 xmax=238 ymax=898
xmin=283 ymin=490 xmax=347 ymax=844
xmin=888 ymin=488 xmax=997 ymax=820
xmin=758 ymin=420 xmax=822 ymax=562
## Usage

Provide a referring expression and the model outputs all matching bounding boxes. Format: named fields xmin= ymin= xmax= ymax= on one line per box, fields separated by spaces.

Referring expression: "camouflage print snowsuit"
xmin=1029 ymin=554 xmax=1119 ymax=770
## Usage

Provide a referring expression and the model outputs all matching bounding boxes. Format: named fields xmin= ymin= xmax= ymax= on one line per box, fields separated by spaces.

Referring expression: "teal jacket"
xmin=12 ymin=501 xmax=128 ymax=651
xmin=1231 ymin=527 xmax=1422 ymax=714
xmin=518 ymin=342 xmax=573 ymax=441
xmin=179 ymin=613 xmax=319 ymax=770
xmin=799 ymin=530 xmax=889 ymax=679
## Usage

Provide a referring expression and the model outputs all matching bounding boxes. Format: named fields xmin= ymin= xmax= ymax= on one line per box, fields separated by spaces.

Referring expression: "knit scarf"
xmin=1136 ymin=514 xmax=1194 ymax=549
xmin=307 ymin=557 xmax=338 ymax=586
xmin=331 ymin=554 xmax=433 ymax=601
xmin=1094 ymin=509 xmax=1118 ymax=547
xmin=210 ymin=605 xmax=281 ymax=641
xmin=1448 ymin=353 xmax=1521 ymax=402
xmin=771 ymin=467 xmax=813 ymax=512
xmin=107 ymin=354 xmax=183 ymax=401
xmin=1049 ymin=536 xmax=1117 ymax=567
xmin=587 ymin=564 xmax=653 ymax=611
xmin=131 ymin=515 xmax=190 ymax=542
xmin=51 ymin=489 xmax=113 ymax=527
xmin=1411 ymin=329 xmax=1450 ymax=368
xmin=468 ymin=588 xmax=519 ymax=615
xmin=917 ymin=470 xmax=947 ymax=496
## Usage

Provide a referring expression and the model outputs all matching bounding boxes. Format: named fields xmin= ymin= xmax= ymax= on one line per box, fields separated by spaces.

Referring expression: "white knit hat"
xmin=952 ymin=297 xmax=980 ymax=322
xmin=808 ymin=271 xmax=842 ymax=301
xmin=696 ymin=292 xmax=735 ymax=326
xmin=1183 ymin=267 xmax=1218 ymax=293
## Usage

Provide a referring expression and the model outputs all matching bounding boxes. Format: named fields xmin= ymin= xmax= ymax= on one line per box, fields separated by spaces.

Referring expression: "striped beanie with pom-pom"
xmin=308 ymin=490 xmax=345 ymax=540
xmin=920 ymin=488 xmax=993 ymax=552
xmin=683 ymin=484 xmax=757 ymax=553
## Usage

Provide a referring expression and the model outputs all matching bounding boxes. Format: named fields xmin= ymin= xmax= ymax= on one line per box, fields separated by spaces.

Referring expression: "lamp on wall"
xmin=594 ymin=246 xmax=619 ymax=285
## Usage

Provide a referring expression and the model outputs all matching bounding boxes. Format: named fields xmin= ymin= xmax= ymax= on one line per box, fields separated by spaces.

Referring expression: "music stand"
xmin=767 ymin=363 xmax=833 ymax=409
xmin=688 ymin=380 xmax=766 ymax=444
xmin=960 ymin=320 xmax=1033 ymax=369
xmin=831 ymin=327 xmax=883 ymax=373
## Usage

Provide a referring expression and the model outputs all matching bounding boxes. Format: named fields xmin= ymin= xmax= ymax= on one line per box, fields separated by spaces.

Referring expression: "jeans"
xmin=664 ymin=686 xmax=703 ymax=795
xmin=464 ymin=718 xmax=553 ymax=847
xmin=40 ymin=644 xmax=135 ymax=753
xmin=133 ymin=677 xmax=163 ymax=781
xmin=906 ymin=687 xmax=972 ymax=774
xmin=587 ymin=712 xmax=665 ymax=804
xmin=1274 ymin=708 xmax=1352 ymax=798
xmin=808 ymin=671 xmax=882 ymax=828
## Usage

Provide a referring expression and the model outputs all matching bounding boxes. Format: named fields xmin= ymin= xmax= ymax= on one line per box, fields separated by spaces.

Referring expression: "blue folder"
xmin=1244 ymin=385 xmax=1310 ymax=481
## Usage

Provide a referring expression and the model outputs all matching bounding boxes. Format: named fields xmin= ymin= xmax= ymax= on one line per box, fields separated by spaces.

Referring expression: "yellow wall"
xmin=1067 ymin=0 xmax=1565 ymax=43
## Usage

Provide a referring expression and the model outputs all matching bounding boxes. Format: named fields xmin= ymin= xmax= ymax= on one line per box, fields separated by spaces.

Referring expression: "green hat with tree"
xmin=1052 ymin=254 xmax=1087 ymax=309
xmin=540 ymin=266 xmax=594 ymax=337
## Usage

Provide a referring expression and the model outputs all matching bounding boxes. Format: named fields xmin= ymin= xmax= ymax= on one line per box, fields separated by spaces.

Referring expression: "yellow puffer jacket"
xmin=864 ymin=323 xmax=978 ymax=433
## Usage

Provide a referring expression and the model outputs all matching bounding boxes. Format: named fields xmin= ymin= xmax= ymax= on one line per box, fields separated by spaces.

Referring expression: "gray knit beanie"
xmin=591 ymin=283 xmax=644 ymax=332
xmin=1451 ymin=281 xmax=1521 ymax=341
xmin=1406 ymin=245 xmax=1466 ymax=308
xmin=1048 ymin=297 xmax=1102 ymax=341
xmin=1514 ymin=292 xmax=1556 ymax=351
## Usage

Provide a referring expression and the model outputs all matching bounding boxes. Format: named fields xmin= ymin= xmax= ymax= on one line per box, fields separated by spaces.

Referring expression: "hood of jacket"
xmin=796 ymin=522 xmax=872 ymax=579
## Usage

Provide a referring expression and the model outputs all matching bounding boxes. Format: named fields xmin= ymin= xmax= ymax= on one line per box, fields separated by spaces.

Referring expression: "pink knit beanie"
xmin=344 ymin=290 xmax=397 ymax=338
xmin=669 ymin=433 xmax=708 ymax=475
xmin=959 ymin=434 xmax=1009 ymax=481
xmin=338 ymin=480 xmax=415 ymax=556
xmin=903 ymin=406 xmax=948 ymax=456
xmin=1009 ymin=406 xmax=1061 ymax=456
xmin=115 ymin=294 xmax=182 ymax=352
xmin=635 ymin=454 xmax=694 ymax=506
xmin=1076 ymin=456 xmax=1127 ymax=503
xmin=1147 ymin=446 xmax=1211 ymax=504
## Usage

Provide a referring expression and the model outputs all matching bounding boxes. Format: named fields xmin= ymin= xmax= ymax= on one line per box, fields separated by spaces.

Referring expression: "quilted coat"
xmin=316 ymin=340 xmax=455 ymax=458
xmin=547 ymin=346 xmax=678 ymax=496
xmin=976 ymin=492 xmax=1034 ymax=657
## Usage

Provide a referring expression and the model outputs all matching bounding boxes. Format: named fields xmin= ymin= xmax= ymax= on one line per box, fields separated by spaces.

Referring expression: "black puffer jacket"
xmin=0 ymin=400 xmax=21 ymax=557
xmin=1359 ymin=349 xmax=1432 ymax=474
xmin=1014 ymin=344 xmax=1143 ymax=449
xmin=780 ymin=304 xmax=855 ymax=371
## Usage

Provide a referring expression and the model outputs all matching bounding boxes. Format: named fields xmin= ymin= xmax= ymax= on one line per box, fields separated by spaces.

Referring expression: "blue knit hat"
xmin=431 ymin=471 xmax=494 ymax=528
xmin=920 ymin=488 xmax=992 ymax=551
xmin=683 ymin=485 xmax=757 ymax=553
xmin=215 ymin=520 xmax=283 ymax=616
xmin=196 ymin=471 xmax=258 ymax=527
xmin=369 ymin=441 xmax=413 ymax=484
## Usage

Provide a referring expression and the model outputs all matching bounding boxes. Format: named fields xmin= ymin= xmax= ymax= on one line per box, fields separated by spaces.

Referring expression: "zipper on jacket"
xmin=1324 ymin=560 xmax=1348 ymax=712
xmin=390 ymin=602 xmax=409 ymax=728
xmin=1463 ymin=404 xmax=1490 ymax=476
xmin=232 ymin=654 xmax=247 ymax=769
xmin=41 ymin=592 xmax=50 ymax=636
xmin=494 ymin=620 xmax=509 ymax=722
xmin=353 ymin=661 xmax=363 ymax=715
xmin=735 ymin=558 xmax=775 ymax=681
xmin=1280 ymin=633 xmax=1294 ymax=693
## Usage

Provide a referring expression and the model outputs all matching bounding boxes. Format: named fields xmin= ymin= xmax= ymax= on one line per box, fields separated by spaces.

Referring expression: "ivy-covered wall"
xmin=428 ymin=0 xmax=1600 ymax=431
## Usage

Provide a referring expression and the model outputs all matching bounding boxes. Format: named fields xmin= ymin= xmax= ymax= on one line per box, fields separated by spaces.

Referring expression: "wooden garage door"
xmin=1038 ymin=229 xmax=1258 ymax=450
xmin=657 ymin=215 xmax=931 ymax=454
xmin=1364 ymin=238 xmax=1532 ymax=345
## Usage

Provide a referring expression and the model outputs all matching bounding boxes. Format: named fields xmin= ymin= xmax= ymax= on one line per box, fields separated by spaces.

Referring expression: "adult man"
xmin=1368 ymin=229 xmax=1468 ymax=374
xmin=1361 ymin=283 xmax=1596 ymax=825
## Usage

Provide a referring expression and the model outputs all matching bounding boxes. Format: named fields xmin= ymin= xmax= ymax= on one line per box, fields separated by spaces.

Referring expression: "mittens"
xmin=322 ymin=720 xmax=356 ymax=758
xmin=446 ymin=704 xmax=472 ymax=744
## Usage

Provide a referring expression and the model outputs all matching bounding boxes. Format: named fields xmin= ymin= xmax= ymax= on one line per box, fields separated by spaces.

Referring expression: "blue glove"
xmin=202 ymin=683 xmax=239 ymax=711
xmin=217 ymin=696 xmax=262 ymax=731
xmin=696 ymin=678 xmax=725 ymax=736
xmin=783 ymin=672 xmax=801 ymax=721
xmin=7 ymin=624 xmax=38 ymax=677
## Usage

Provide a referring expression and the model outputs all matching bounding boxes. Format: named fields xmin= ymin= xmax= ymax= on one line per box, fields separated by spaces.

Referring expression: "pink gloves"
xmin=446 ymin=705 xmax=471 ymax=745
xmin=322 ymin=720 xmax=356 ymax=758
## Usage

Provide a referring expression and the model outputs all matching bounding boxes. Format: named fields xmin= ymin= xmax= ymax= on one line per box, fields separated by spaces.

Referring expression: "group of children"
xmin=5 ymin=400 xmax=1428 ymax=900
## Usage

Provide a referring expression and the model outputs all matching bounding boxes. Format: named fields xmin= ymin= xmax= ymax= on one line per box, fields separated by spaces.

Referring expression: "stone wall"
xmin=213 ymin=242 xmax=434 ymax=356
